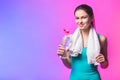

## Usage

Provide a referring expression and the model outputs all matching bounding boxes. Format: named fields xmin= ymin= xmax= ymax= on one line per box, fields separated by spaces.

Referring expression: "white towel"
xmin=69 ymin=27 xmax=100 ymax=65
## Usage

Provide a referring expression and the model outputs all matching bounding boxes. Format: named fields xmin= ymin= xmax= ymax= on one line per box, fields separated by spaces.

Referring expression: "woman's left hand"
xmin=96 ymin=53 xmax=105 ymax=63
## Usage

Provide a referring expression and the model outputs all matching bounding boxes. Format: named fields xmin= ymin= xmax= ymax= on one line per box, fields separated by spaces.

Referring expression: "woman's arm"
xmin=100 ymin=35 xmax=108 ymax=68
xmin=96 ymin=35 xmax=109 ymax=68
xmin=57 ymin=45 xmax=72 ymax=69
xmin=57 ymin=35 xmax=72 ymax=69
xmin=61 ymin=50 xmax=71 ymax=68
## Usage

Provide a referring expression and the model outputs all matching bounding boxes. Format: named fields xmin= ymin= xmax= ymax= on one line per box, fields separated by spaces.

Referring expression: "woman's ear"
xmin=91 ymin=15 xmax=94 ymax=22
xmin=90 ymin=15 xmax=95 ymax=27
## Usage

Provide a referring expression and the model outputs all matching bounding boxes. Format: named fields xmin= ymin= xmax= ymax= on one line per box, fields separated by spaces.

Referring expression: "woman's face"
xmin=75 ymin=9 xmax=93 ymax=30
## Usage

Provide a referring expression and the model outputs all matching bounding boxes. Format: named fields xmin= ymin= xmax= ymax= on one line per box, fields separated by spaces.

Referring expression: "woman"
xmin=57 ymin=4 xmax=108 ymax=80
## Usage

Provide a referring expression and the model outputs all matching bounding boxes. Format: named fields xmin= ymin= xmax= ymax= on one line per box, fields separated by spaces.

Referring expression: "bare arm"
xmin=100 ymin=35 xmax=108 ymax=68
xmin=61 ymin=50 xmax=71 ymax=68
xmin=57 ymin=35 xmax=72 ymax=69
xmin=96 ymin=35 xmax=109 ymax=68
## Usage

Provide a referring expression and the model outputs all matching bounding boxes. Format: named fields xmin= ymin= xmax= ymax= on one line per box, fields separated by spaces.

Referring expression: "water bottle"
xmin=59 ymin=29 xmax=70 ymax=58
xmin=63 ymin=29 xmax=78 ymax=57
xmin=63 ymin=29 xmax=70 ymax=50
xmin=64 ymin=35 xmax=70 ymax=50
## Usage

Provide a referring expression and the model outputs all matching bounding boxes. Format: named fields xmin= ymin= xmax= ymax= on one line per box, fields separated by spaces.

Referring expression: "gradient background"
xmin=0 ymin=0 xmax=120 ymax=80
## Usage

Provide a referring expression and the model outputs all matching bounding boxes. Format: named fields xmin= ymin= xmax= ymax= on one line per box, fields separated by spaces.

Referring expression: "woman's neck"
xmin=80 ymin=28 xmax=90 ymax=47
xmin=81 ymin=29 xmax=90 ymax=37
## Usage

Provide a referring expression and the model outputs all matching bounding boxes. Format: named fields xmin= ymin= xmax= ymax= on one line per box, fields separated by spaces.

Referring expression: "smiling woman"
xmin=75 ymin=10 xmax=93 ymax=30
xmin=57 ymin=4 xmax=108 ymax=80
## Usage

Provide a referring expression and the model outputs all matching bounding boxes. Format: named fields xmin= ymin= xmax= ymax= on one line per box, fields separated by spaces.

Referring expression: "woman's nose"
xmin=78 ymin=19 xmax=83 ymax=24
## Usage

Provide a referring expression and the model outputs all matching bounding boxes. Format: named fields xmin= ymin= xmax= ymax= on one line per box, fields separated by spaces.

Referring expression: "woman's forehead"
xmin=75 ymin=10 xmax=88 ymax=17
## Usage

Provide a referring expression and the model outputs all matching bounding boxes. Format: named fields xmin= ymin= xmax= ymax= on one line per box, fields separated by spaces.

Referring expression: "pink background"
xmin=0 ymin=0 xmax=120 ymax=80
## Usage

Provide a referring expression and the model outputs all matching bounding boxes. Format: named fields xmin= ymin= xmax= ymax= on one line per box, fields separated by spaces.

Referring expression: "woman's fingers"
xmin=58 ymin=45 xmax=65 ymax=50
xmin=57 ymin=45 xmax=65 ymax=56
xmin=57 ymin=45 xmax=65 ymax=53
xmin=57 ymin=50 xmax=64 ymax=55
xmin=57 ymin=44 xmax=70 ymax=59
xmin=96 ymin=54 xmax=105 ymax=63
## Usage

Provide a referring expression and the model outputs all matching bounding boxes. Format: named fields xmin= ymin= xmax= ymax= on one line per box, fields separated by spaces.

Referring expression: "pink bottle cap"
xmin=63 ymin=29 xmax=69 ymax=34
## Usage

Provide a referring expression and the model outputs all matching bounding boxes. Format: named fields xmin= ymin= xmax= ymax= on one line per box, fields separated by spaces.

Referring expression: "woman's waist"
xmin=71 ymin=64 xmax=98 ymax=73
xmin=70 ymin=70 xmax=100 ymax=80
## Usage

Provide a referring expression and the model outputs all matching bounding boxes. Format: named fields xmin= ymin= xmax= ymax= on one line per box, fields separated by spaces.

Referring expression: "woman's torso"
xmin=69 ymin=34 xmax=101 ymax=80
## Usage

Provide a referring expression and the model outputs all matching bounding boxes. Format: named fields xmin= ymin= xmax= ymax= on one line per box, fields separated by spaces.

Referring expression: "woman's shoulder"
xmin=99 ymin=34 xmax=107 ymax=45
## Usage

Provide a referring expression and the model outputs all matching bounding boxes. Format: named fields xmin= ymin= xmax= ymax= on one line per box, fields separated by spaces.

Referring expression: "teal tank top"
xmin=69 ymin=34 xmax=101 ymax=80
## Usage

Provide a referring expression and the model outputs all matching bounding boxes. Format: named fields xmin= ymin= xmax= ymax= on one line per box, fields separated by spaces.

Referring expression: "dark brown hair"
xmin=74 ymin=4 xmax=94 ymax=18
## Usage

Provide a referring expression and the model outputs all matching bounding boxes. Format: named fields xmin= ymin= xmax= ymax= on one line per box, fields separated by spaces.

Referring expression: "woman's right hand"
xmin=57 ymin=44 xmax=70 ymax=59
xmin=57 ymin=44 xmax=71 ymax=68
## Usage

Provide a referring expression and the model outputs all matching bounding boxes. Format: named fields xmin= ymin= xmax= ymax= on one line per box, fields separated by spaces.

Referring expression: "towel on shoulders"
xmin=69 ymin=26 xmax=100 ymax=65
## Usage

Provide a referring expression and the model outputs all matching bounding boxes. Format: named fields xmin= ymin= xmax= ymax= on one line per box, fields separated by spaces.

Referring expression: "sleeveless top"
xmin=69 ymin=34 xmax=101 ymax=80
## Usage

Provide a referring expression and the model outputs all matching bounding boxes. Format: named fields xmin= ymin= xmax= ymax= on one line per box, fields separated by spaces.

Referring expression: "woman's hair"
xmin=74 ymin=4 xmax=94 ymax=18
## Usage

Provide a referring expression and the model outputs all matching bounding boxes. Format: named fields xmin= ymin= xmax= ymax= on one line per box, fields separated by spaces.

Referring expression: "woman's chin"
xmin=79 ymin=26 xmax=85 ymax=29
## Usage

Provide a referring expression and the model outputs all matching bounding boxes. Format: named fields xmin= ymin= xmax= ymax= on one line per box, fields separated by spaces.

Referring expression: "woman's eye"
xmin=75 ymin=17 xmax=79 ymax=19
xmin=82 ymin=16 xmax=87 ymax=19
